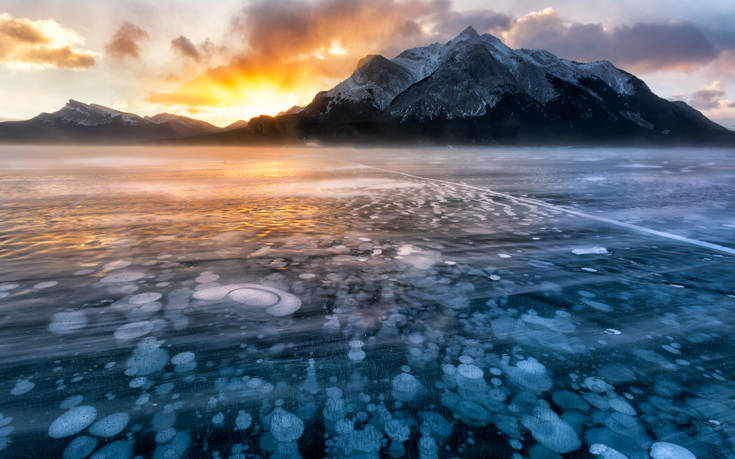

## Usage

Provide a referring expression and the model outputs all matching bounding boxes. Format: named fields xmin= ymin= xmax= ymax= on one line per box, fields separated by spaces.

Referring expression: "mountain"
xmin=277 ymin=106 xmax=304 ymax=117
xmin=224 ymin=120 xmax=249 ymax=130
xmin=194 ymin=27 xmax=735 ymax=146
xmin=2 ymin=28 xmax=733 ymax=145
xmin=0 ymin=100 xmax=219 ymax=143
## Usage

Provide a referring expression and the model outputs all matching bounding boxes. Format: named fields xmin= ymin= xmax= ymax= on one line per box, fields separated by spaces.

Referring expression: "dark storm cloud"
xmin=690 ymin=83 xmax=726 ymax=110
xmin=432 ymin=8 xmax=514 ymax=36
xmin=505 ymin=8 xmax=720 ymax=72
xmin=105 ymin=22 xmax=148 ymax=60
xmin=171 ymin=35 xmax=201 ymax=62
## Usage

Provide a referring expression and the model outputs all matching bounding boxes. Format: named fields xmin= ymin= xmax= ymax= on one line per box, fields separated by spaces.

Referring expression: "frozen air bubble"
xmin=171 ymin=352 xmax=195 ymax=366
xmin=348 ymin=349 xmax=366 ymax=361
xmin=129 ymin=292 xmax=162 ymax=305
xmin=129 ymin=377 xmax=147 ymax=388
xmin=104 ymin=260 xmax=132 ymax=270
xmin=48 ymin=406 xmax=97 ymax=439
xmin=589 ymin=443 xmax=628 ymax=459
xmin=195 ymin=273 xmax=219 ymax=283
xmin=521 ymin=407 xmax=581 ymax=453
xmin=33 ymin=281 xmax=58 ymax=289
xmin=155 ymin=427 xmax=176 ymax=443
xmin=270 ymin=408 xmax=304 ymax=442
xmin=62 ymin=436 xmax=98 ymax=459
xmin=49 ymin=311 xmax=88 ymax=335
xmin=89 ymin=440 xmax=133 ymax=459
xmin=10 ymin=378 xmax=35 ymax=396
xmin=0 ymin=283 xmax=19 ymax=291
xmin=60 ymin=395 xmax=84 ymax=410
xmin=114 ymin=321 xmax=154 ymax=341
xmin=649 ymin=442 xmax=696 ymax=459
xmin=100 ymin=271 xmax=145 ymax=284
xmin=392 ymin=372 xmax=421 ymax=402
xmin=235 ymin=411 xmax=252 ymax=431
xmin=126 ymin=337 xmax=169 ymax=376
xmin=572 ymin=247 xmax=609 ymax=255
xmin=326 ymin=387 xmax=342 ymax=399
xmin=583 ymin=377 xmax=613 ymax=393
xmin=457 ymin=364 xmax=483 ymax=379
xmin=88 ymin=412 xmax=129 ymax=438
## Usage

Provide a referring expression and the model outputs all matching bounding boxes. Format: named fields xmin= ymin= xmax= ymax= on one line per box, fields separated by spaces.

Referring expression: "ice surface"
xmin=3 ymin=147 xmax=735 ymax=457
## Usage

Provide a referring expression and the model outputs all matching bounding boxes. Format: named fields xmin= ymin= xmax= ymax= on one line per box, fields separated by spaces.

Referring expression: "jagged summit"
xmin=453 ymin=25 xmax=480 ymax=40
xmin=289 ymin=27 xmax=732 ymax=144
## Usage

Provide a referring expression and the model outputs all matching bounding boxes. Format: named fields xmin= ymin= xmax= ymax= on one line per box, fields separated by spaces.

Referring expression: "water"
xmin=0 ymin=145 xmax=734 ymax=458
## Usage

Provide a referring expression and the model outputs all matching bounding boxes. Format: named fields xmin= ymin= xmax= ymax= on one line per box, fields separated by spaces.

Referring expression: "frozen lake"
xmin=0 ymin=145 xmax=734 ymax=458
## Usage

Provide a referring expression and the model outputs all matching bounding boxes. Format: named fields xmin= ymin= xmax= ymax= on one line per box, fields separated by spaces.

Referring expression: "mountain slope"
xmin=198 ymin=27 xmax=734 ymax=145
xmin=0 ymin=100 xmax=220 ymax=143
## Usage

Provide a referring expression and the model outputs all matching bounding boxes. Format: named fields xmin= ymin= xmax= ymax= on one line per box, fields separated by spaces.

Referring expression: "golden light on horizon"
xmin=147 ymin=59 xmax=335 ymax=125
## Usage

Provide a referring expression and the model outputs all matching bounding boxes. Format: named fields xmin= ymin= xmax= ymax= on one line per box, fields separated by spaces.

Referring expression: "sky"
xmin=1 ymin=0 xmax=734 ymax=128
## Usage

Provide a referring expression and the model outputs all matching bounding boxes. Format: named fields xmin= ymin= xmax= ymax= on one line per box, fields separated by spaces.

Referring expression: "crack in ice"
xmin=358 ymin=164 xmax=735 ymax=256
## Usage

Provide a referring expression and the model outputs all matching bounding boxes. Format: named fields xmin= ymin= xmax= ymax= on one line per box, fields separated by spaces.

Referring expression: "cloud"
xmin=148 ymin=1 xmax=734 ymax=124
xmin=690 ymin=81 xmax=727 ymax=110
xmin=171 ymin=35 xmax=201 ymax=62
xmin=105 ymin=22 xmax=148 ymax=60
xmin=503 ymin=8 xmax=719 ymax=72
xmin=432 ymin=8 xmax=513 ymax=37
xmin=0 ymin=13 xmax=95 ymax=69
xmin=149 ymin=0 xmax=515 ymax=117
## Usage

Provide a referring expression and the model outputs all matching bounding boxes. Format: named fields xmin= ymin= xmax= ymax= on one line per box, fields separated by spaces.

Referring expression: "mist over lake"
xmin=0 ymin=145 xmax=734 ymax=457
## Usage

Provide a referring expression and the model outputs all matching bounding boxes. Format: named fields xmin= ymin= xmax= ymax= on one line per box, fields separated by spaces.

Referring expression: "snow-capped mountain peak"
xmin=36 ymin=100 xmax=144 ymax=127
xmin=307 ymin=27 xmax=640 ymax=123
xmin=290 ymin=26 xmax=733 ymax=144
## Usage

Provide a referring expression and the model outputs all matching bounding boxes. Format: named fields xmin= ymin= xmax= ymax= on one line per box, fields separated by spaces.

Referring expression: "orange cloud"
xmin=147 ymin=0 xmax=468 ymax=119
xmin=106 ymin=22 xmax=148 ymax=60
xmin=0 ymin=13 xmax=95 ymax=69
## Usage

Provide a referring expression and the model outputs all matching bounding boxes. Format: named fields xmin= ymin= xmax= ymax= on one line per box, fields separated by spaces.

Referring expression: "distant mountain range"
xmin=2 ymin=27 xmax=734 ymax=145
xmin=0 ymin=100 xmax=248 ymax=143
